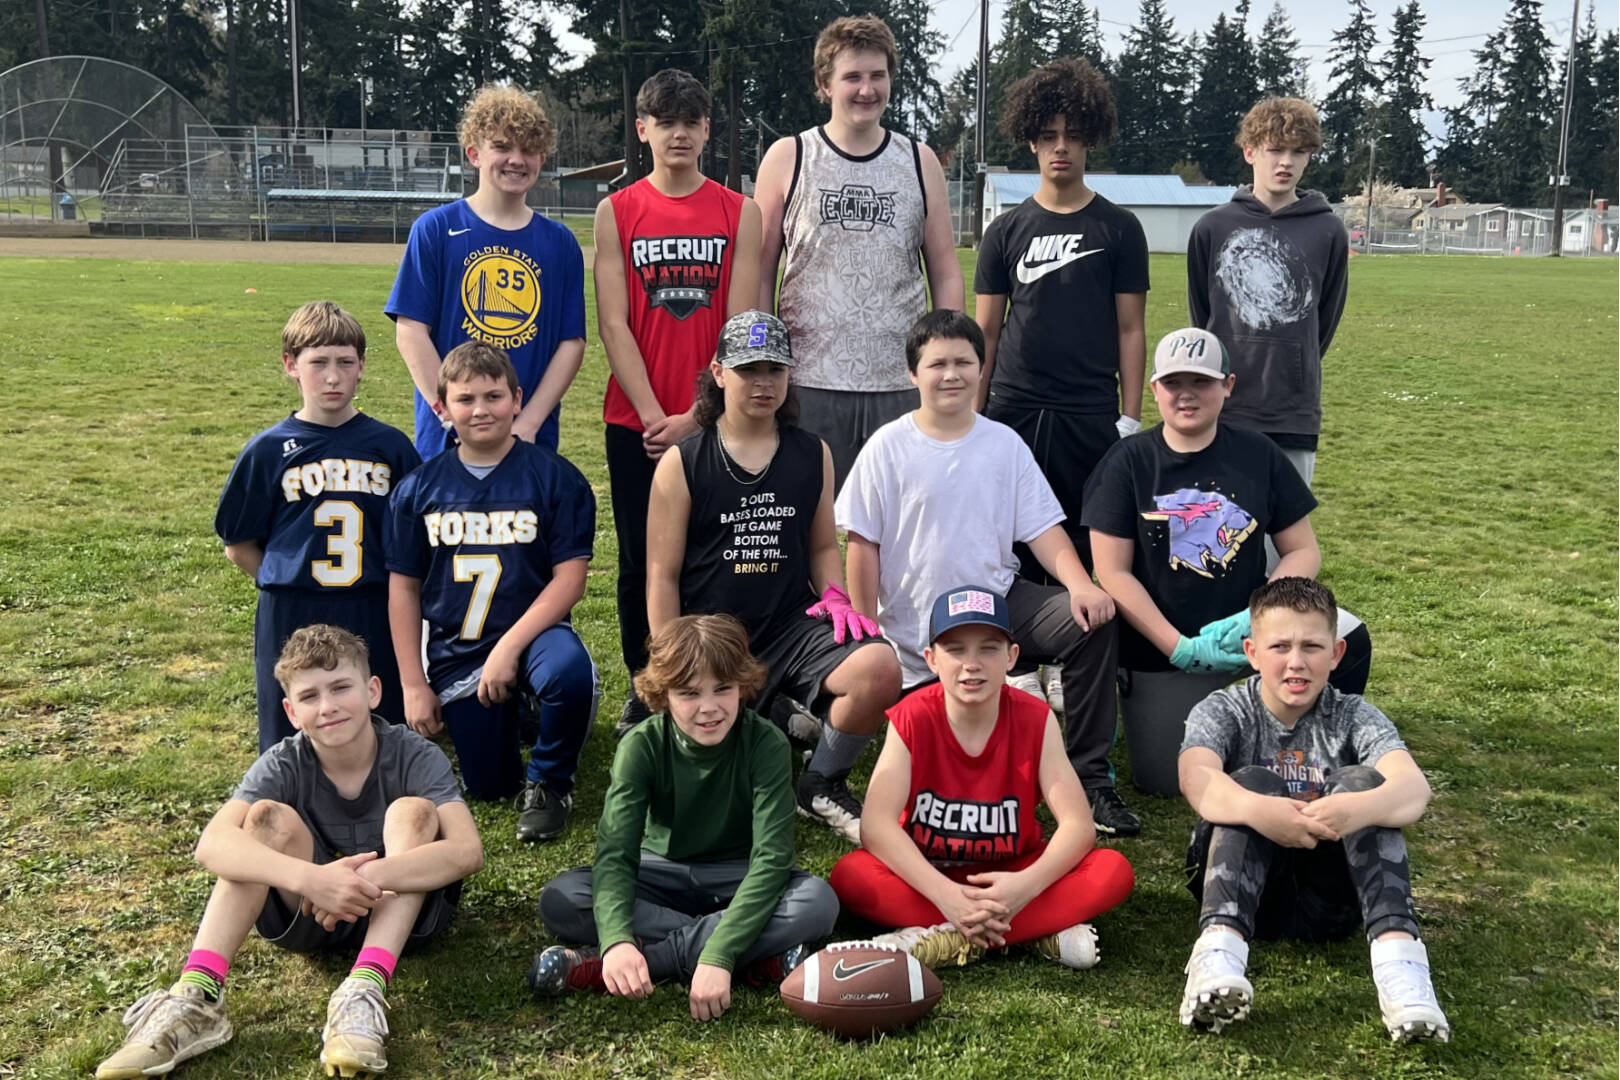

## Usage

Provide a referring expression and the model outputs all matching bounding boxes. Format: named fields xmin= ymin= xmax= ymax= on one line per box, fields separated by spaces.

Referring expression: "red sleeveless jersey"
xmin=888 ymin=683 xmax=1047 ymax=867
xmin=603 ymin=176 xmax=745 ymax=431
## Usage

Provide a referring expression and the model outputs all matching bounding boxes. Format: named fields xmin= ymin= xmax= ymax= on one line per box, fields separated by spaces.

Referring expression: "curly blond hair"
xmin=633 ymin=615 xmax=768 ymax=714
xmin=812 ymin=15 xmax=897 ymax=102
xmin=459 ymin=84 xmax=556 ymax=156
xmin=1238 ymin=97 xmax=1322 ymax=152
xmin=273 ymin=624 xmax=371 ymax=691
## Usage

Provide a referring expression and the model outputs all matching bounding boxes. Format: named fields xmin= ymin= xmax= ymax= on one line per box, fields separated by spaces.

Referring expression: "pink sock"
xmin=351 ymin=947 xmax=397 ymax=989
xmin=184 ymin=949 xmax=230 ymax=982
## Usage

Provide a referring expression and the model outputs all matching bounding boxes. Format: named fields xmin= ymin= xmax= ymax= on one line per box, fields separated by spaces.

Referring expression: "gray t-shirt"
xmin=1181 ymin=675 xmax=1406 ymax=800
xmin=233 ymin=718 xmax=463 ymax=863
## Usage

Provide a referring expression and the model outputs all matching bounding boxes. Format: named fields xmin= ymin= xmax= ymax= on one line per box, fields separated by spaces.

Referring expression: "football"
xmin=780 ymin=942 xmax=943 ymax=1038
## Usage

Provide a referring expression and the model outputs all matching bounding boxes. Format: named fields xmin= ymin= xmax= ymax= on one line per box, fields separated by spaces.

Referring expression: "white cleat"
xmin=1179 ymin=929 xmax=1253 ymax=1034
xmin=1371 ymin=938 xmax=1451 ymax=1044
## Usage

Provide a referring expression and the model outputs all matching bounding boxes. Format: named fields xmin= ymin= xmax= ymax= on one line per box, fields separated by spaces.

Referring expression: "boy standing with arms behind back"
xmin=388 ymin=85 xmax=587 ymax=459
xmin=216 ymin=301 xmax=420 ymax=751
xmin=1187 ymin=97 xmax=1348 ymax=486
xmin=596 ymin=68 xmax=762 ymax=733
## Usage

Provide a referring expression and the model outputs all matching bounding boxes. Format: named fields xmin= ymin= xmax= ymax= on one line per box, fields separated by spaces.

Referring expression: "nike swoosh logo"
xmin=1016 ymin=247 xmax=1100 ymax=284
xmin=448 ymin=227 xmax=471 ymax=236
xmin=832 ymin=957 xmax=896 ymax=981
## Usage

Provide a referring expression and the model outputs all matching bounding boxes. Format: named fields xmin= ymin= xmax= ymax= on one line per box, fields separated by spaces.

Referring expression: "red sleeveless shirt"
xmin=888 ymin=683 xmax=1048 ymax=867
xmin=603 ymin=176 xmax=745 ymax=431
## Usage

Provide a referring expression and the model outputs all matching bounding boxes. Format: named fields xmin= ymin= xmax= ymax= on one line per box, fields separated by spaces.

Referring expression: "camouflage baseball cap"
xmin=716 ymin=310 xmax=795 ymax=369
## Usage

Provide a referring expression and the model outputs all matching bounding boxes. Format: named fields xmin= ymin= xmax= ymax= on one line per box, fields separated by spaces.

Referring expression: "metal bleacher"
xmin=98 ymin=125 xmax=468 ymax=242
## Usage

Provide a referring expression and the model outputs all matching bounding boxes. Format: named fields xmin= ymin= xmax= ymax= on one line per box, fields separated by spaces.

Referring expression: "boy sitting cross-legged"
xmin=387 ymin=341 xmax=599 ymax=843
xmin=1177 ymin=577 xmax=1449 ymax=1043
xmin=532 ymin=614 xmax=840 ymax=1021
xmin=94 ymin=625 xmax=483 ymax=1080
xmin=829 ymin=586 xmax=1134 ymax=970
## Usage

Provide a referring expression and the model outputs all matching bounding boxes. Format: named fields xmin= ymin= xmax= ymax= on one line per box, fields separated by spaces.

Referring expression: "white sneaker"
xmin=1371 ymin=938 xmax=1451 ymax=1043
xmin=865 ymin=923 xmax=986 ymax=968
xmin=95 ymin=983 xmax=232 ymax=1079
xmin=1007 ymin=671 xmax=1046 ymax=703
xmin=1031 ymin=922 xmax=1098 ymax=969
xmin=1179 ymin=929 xmax=1253 ymax=1033
xmin=1042 ymin=666 xmax=1065 ymax=715
xmin=320 ymin=976 xmax=390 ymax=1077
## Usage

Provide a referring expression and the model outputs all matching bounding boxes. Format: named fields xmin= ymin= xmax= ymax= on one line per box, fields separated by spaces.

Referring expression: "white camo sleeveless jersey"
xmin=778 ymin=127 xmax=928 ymax=392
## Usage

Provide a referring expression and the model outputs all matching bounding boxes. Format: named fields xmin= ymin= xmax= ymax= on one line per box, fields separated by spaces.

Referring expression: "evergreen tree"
xmin=1377 ymin=1 xmax=1431 ymax=187
xmin=984 ymin=0 xmax=1052 ymax=168
xmin=1185 ymin=11 xmax=1255 ymax=184
xmin=1049 ymin=0 xmax=1106 ymax=72
xmin=1254 ymin=1 xmax=1304 ymax=98
xmin=874 ymin=0 xmax=946 ymax=140
xmin=1432 ymin=29 xmax=1505 ymax=198
xmin=1318 ymin=0 xmax=1381 ymax=200
xmin=1112 ymin=0 xmax=1187 ymax=173
xmin=1591 ymin=30 xmax=1619 ymax=199
xmin=1489 ymin=0 xmax=1556 ymax=205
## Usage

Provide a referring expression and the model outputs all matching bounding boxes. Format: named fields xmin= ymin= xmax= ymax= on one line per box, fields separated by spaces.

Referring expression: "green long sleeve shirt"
xmin=591 ymin=709 xmax=796 ymax=972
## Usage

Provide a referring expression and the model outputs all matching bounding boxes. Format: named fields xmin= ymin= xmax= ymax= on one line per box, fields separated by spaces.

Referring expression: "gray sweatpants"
xmin=538 ymin=851 xmax=839 ymax=981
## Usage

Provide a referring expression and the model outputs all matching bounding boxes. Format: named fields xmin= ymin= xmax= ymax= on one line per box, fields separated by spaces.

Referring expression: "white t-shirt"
xmin=835 ymin=413 xmax=1065 ymax=686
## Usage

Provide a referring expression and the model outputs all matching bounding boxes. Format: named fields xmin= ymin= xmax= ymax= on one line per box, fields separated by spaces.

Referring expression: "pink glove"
xmin=805 ymin=584 xmax=879 ymax=645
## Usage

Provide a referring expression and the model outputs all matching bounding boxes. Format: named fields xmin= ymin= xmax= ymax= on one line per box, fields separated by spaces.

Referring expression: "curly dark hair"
xmin=997 ymin=57 xmax=1116 ymax=148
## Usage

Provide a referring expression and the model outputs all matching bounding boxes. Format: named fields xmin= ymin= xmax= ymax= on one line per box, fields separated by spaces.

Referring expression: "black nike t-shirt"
xmin=975 ymin=194 xmax=1150 ymax=413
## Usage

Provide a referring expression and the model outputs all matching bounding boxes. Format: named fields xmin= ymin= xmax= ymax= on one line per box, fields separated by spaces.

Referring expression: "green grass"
xmin=0 ymin=250 xmax=1615 ymax=1079
xmin=0 ymin=193 xmax=103 ymax=221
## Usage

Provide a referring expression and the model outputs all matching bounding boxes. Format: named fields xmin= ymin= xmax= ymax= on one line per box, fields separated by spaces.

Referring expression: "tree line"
xmin=4 ymin=0 xmax=1614 ymax=203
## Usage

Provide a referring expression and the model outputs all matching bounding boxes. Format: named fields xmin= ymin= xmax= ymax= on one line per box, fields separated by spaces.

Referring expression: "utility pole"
xmin=619 ymin=0 xmax=641 ymax=185
xmin=288 ymin=0 xmax=303 ymax=132
xmin=1363 ymin=134 xmax=1378 ymax=253
xmin=972 ymin=0 xmax=988 ymax=244
xmin=1550 ymin=0 xmax=1580 ymax=257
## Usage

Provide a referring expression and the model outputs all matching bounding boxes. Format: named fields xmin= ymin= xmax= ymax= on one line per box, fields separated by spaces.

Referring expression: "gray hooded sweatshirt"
xmin=1186 ymin=187 xmax=1349 ymax=444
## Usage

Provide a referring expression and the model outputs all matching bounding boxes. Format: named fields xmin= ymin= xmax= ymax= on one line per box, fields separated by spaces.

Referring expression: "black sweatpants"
xmin=605 ymin=423 xmax=657 ymax=681
xmin=985 ymin=401 xmax=1119 ymax=577
xmin=1185 ymin=764 xmax=1420 ymax=943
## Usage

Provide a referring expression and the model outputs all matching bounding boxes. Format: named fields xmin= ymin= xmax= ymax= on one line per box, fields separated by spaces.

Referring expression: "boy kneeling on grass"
xmin=532 ymin=614 xmax=839 ymax=1020
xmin=1177 ymin=577 xmax=1449 ymax=1043
xmin=95 ymin=625 xmax=483 ymax=1079
xmin=829 ymin=586 xmax=1134 ymax=970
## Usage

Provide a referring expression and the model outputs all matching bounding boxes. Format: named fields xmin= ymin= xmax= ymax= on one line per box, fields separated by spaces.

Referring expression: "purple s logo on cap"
xmin=748 ymin=322 xmax=768 ymax=347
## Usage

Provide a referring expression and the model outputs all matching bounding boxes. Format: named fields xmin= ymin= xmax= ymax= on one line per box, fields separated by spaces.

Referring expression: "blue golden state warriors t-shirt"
xmin=215 ymin=413 xmax=421 ymax=590
xmin=386 ymin=440 xmax=595 ymax=688
xmin=385 ymin=201 xmax=587 ymax=458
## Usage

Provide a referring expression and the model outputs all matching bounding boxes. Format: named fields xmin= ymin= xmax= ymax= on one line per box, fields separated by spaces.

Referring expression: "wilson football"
xmin=780 ymin=942 xmax=943 ymax=1038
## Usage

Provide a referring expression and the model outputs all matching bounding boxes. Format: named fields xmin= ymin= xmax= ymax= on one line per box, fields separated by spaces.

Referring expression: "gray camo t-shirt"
xmin=233 ymin=717 xmax=463 ymax=864
xmin=1181 ymin=675 xmax=1406 ymax=800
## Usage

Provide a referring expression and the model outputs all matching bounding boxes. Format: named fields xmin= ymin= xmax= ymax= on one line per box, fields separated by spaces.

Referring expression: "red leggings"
xmin=830 ymin=845 xmax=1135 ymax=945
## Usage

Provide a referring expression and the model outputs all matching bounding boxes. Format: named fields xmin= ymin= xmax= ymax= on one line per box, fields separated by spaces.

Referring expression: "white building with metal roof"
xmin=982 ymin=171 xmax=1239 ymax=252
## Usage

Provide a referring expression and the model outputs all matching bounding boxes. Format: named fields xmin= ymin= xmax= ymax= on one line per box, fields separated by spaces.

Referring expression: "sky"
xmin=547 ymin=0 xmax=1616 ymax=140
xmin=931 ymin=0 xmax=1617 ymax=113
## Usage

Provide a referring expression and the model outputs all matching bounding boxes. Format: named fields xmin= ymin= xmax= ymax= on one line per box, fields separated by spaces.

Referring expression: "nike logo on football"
xmin=448 ymin=227 xmax=471 ymax=236
xmin=832 ymin=957 xmax=896 ymax=981
xmin=1016 ymin=233 xmax=1100 ymax=284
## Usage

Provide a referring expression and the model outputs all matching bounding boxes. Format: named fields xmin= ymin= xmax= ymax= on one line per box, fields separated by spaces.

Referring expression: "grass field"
xmin=0 ymin=248 xmax=1615 ymax=1080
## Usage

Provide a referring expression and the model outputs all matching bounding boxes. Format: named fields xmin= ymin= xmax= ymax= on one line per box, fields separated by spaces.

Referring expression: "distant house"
xmin=981 ymin=171 xmax=1238 ymax=252
xmin=1561 ymin=205 xmax=1619 ymax=254
xmin=1410 ymin=202 xmax=1508 ymax=249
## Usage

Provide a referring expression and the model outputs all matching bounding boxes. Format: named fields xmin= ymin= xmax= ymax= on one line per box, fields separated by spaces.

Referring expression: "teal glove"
xmin=1197 ymin=609 xmax=1252 ymax=655
xmin=1170 ymin=634 xmax=1250 ymax=675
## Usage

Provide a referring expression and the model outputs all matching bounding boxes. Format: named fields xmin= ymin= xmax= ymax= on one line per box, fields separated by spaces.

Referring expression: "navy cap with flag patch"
xmin=928 ymin=585 xmax=1012 ymax=643
xmin=717 ymin=310 xmax=795 ymax=369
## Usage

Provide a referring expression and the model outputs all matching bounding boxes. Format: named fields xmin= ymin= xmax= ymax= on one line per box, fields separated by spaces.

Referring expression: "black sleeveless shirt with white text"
xmin=677 ymin=424 xmax=823 ymax=640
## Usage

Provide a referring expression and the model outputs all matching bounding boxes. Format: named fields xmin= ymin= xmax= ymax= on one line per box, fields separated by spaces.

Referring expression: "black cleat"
xmin=516 ymin=781 xmax=572 ymax=843
xmin=1089 ymin=786 xmax=1142 ymax=838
